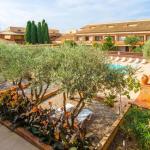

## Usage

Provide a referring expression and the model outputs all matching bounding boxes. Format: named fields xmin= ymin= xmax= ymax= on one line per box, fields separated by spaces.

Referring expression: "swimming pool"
xmin=109 ymin=64 xmax=126 ymax=70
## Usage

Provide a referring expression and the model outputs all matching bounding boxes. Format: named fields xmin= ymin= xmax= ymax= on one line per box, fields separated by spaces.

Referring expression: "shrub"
xmin=63 ymin=40 xmax=77 ymax=47
xmin=124 ymin=36 xmax=140 ymax=52
xmin=133 ymin=46 xmax=143 ymax=53
xmin=92 ymin=42 xmax=102 ymax=49
xmin=143 ymin=40 xmax=150 ymax=60
xmin=102 ymin=36 xmax=116 ymax=51
xmin=121 ymin=106 xmax=150 ymax=150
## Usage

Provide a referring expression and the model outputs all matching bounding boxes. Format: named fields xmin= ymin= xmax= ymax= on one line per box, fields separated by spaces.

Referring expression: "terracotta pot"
xmin=141 ymin=74 xmax=149 ymax=85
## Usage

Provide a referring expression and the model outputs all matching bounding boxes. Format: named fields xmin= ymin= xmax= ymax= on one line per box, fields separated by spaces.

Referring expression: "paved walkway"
xmin=0 ymin=124 xmax=38 ymax=150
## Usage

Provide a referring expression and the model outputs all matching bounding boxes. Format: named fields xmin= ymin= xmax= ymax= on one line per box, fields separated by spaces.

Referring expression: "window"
xmin=85 ymin=36 xmax=89 ymax=41
xmin=147 ymin=35 xmax=150 ymax=41
xmin=128 ymin=24 xmax=137 ymax=27
xmin=138 ymin=36 xmax=144 ymax=42
xmin=95 ymin=36 xmax=101 ymax=41
xmin=108 ymin=25 xmax=114 ymax=28
xmin=78 ymin=37 xmax=83 ymax=41
xmin=118 ymin=36 xmax=126 ymax=41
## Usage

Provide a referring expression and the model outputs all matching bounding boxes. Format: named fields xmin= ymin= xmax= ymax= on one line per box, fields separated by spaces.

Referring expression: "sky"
xmin=0 ymin=0 xmax=150 ymax=32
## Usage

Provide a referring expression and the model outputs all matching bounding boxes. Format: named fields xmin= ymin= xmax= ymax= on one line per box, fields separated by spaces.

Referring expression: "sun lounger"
xmin=76 ymin=108 xmax=93 ymax=123
xmin=127 ymin=57 xmax=133 ymax=63
xmin=120 ymin=57 xmax=126 ymax=62
xmin=141 ymin=59 xmax=147 ymax=64
xmin=110 ymin=56 xmax=113 ymax=60
xmin=133 ymin=58 xmax=140 ymax=64
xmin=114 ymin=57 xmax=120 ymax=62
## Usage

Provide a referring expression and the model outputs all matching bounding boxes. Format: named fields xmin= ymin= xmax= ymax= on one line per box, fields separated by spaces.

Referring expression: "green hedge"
xmin=121 ymin=106 xmax=150 ymax=150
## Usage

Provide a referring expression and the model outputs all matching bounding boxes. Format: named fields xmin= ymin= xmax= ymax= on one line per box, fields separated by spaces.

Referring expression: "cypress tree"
xmin=37 ymin=22 xmax=42 ymax=44
xmin=35 ymin=23 xmax=38 ymax=43
xmin=44 ymin=23 xmax=50 ymax=44
xmin=31 ymin=21 xmax=37 ymax=44
xmin=25 ymin=21 xmax=31 ymax=43
xmin=41 ymin=19 xmax=46 ymax=43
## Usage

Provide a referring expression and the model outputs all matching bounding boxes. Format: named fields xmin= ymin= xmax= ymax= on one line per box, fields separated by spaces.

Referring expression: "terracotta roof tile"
xmin=77 ymin=20 xmax=150 ymax=34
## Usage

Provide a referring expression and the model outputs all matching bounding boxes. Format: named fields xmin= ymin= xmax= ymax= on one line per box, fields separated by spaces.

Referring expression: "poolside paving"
xmin=0 ymin=124 xmax=39 ymax=150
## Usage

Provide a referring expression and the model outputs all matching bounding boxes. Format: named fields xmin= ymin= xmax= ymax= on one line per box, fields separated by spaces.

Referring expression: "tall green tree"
xmin=124 ymin=36 xmax=140 ymax=52
xmin=41 ymin=19 xmax=46 ymax=44
xmin=102 ymin=36 xmax=115 ymax=51
xmin=37 ymin=22 xmax=42 ymax=44
xmin=25 ymin=21 xmax=31 ymax=43
xmin=25 ymin=19 xmax=50 ymax=44
xmin=44 ymin=23 xmax=50 ymax=43
xmin=31 ymin=21 xmax=37 ymax=44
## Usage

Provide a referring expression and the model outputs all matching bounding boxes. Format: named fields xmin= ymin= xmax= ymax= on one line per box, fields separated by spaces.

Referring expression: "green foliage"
xmin=63 ymin=40 xmax=77 ymax=47
xmin=57 ymin=45 xmax=108 ymax=100
xmin=43 ymin=23 xmax=50 ymax=44
xmin=25 ymin=19 xmax=50 ymax=44
xmin=124 ymin=36 xmax=140 ymax=51
xmin=143 ymin=40 xmax=150 ymax=60
xmin=37 ymin=22 xmax=42 ymax=44
xmin=25 ymin=21 xmax=31 ymax=43
xmin=0 ymin=43 xmax=140 ymax=149
xmin=104 ymin=94 xmax=116 ymax=107
xmin=102 ymin=36 xmax=116 ymax=51
xmin=31 ymin=21 xmax=37 ymax=44
xmin=0 ymin=42 xmax=32 ymax=81
xmin=103 ymin=66 xmax=140 ymax=112
xmin=121 ymin=106 xmax=150 ymax=150
xmin=133 ymin=46 xmax=143 ymax=53
xmin=92 ymin=42 xmax=102 ymax=49
xmin=41 ymin=19 xmax=46 ymax=43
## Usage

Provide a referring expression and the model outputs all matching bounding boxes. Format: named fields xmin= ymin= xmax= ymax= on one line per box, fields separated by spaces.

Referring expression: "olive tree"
xmin=102 ymin=66 xmax=140 ymax=113
xmin=0 ymin=43 xmax=59 ymax=104
xmin=57 ymin=46 xmax=108 ymax=127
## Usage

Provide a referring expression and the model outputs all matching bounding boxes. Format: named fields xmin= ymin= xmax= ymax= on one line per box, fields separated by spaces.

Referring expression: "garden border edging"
xmin=0 ymin=120 xmax=53 ymax=150
xmin=99 ymin=104 xmax=131 ymax=150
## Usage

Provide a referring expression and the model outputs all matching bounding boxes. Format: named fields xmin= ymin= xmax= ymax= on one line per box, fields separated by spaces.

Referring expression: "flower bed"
xmin=0 ymin=96 xmax=131 ymax=150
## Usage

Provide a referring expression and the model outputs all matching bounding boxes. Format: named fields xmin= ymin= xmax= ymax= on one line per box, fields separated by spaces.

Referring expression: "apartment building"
xmin=75 ymin=20 xmax=150 ymax=51
xmin=54 ymin=29 xmax=77 ymax=44
xmin=48 ymin=29 xmax=61 ymax=42
xmin=0 ymin=27 xmax=25 ymax=44
xmin=0 ymin=27 xmax=61 ymax=44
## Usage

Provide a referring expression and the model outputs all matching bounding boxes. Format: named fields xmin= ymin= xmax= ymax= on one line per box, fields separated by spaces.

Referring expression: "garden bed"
xmin=109 ymin=128 xmax=139 ymax=150
xmin=0 ymin=92 xmax=131 ymax=150
xmin=40 ymin=93 xmax=131 ymax=149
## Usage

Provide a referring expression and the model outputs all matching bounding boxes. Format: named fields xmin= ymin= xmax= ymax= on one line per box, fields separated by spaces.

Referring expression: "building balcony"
xmin=115 ymin=41 xmax=144 ymax=46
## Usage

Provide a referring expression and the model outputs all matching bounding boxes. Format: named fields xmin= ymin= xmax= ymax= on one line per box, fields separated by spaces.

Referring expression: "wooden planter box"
xmin=0 ymin=86 xmax=60 ymax=150
xmin=0 ymin=103 xmax=131 ymax=150
xmin=0 ymin=120 xmax=53 ymax=150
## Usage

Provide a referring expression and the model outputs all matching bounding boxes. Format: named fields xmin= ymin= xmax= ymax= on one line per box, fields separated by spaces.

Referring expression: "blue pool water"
xmin=109 ymin=64 xmax=126 ymax=70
